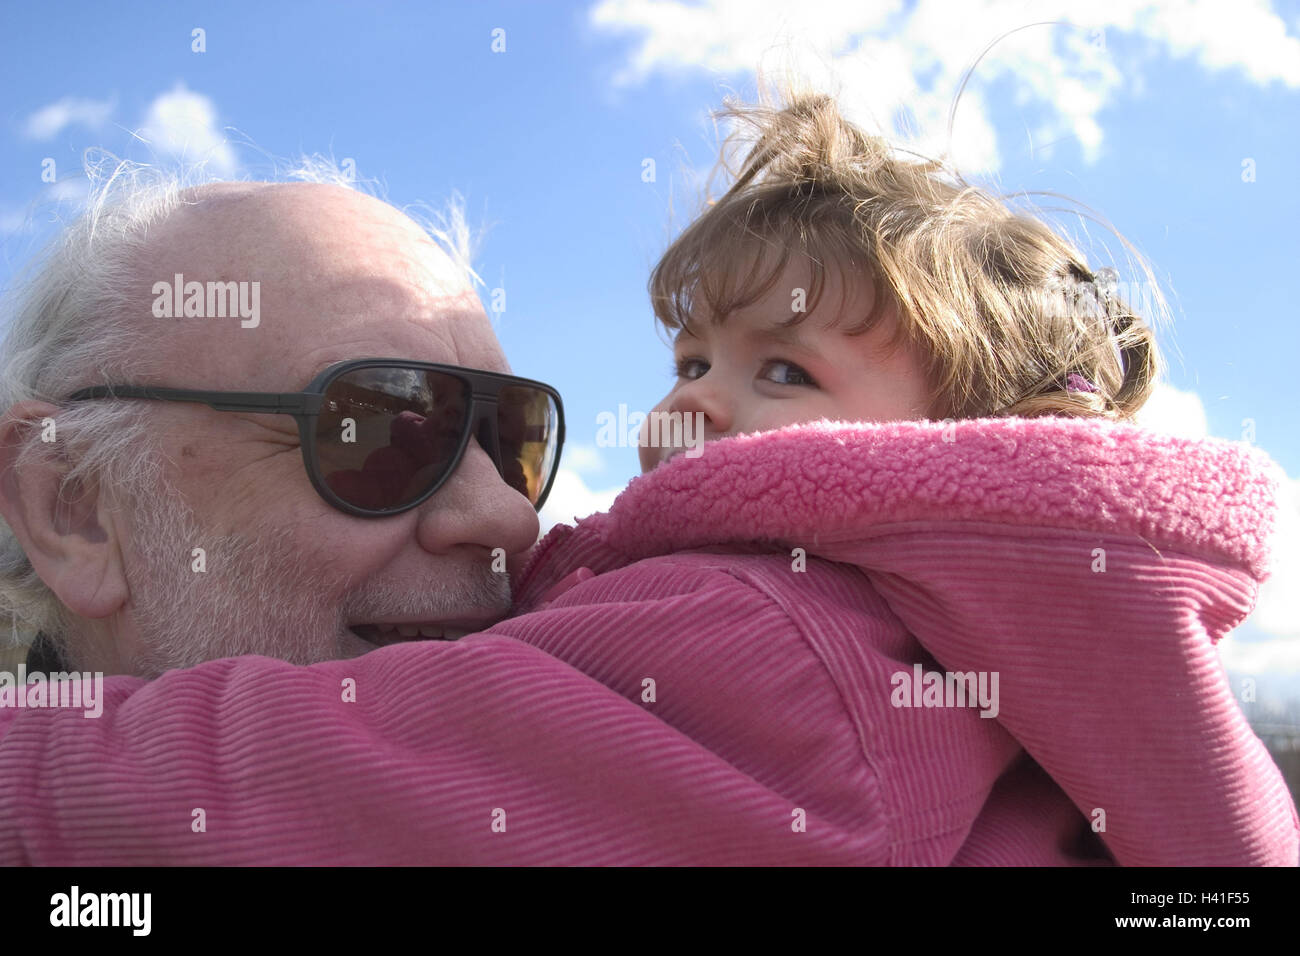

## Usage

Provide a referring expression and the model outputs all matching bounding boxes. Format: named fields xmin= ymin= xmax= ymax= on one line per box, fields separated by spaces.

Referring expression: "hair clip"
xmin=1065 ymin=373 xmax=1099 ymax=394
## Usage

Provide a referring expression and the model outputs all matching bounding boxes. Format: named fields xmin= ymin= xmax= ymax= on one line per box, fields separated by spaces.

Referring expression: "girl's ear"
xmin=0 ymin=402 xmax=130 ymax=621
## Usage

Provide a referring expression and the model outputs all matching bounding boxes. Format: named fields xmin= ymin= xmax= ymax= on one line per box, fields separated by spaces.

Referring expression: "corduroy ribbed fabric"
xmin=0 ymin=416 xmax=1295 ymax=865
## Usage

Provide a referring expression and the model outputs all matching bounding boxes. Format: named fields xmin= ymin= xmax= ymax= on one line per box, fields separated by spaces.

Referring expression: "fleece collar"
xmin=571 ymin=416 xmax=1281 ymax=583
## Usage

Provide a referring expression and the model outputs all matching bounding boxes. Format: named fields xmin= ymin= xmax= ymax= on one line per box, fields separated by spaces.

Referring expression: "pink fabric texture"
xmin=0 ymin=416 xmax=1295 ymax=865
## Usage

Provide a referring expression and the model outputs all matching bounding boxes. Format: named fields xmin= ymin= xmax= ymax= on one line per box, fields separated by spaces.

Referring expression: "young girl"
xmin=510 ymin=91 xmax=1298 ymax=865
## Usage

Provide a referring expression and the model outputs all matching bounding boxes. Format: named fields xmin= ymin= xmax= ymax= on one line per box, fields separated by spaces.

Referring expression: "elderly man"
xmin=0 ymin=170 xmax=1295 ymax=867
xmin=0 ymin=174 xmax=546 ymax=677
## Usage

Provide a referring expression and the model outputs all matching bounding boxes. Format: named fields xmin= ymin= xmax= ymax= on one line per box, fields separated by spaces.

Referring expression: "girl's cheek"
xmin=637 ymin=399 xmax=666 ymax=473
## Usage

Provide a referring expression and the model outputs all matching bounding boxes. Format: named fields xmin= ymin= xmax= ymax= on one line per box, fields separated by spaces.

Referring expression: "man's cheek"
xmin=315 ymin=527 xmax=413 ymax=597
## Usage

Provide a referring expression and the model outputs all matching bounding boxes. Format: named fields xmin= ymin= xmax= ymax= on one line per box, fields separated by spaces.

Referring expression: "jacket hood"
xmin=587 ymin=415 xmax=1281 ymax=585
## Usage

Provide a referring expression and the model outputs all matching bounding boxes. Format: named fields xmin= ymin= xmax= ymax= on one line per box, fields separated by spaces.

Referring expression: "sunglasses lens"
xmin=315 ymin=367 xmax=469 ymax=512
xmin=497 ymin=385 xmax=561 ymax=507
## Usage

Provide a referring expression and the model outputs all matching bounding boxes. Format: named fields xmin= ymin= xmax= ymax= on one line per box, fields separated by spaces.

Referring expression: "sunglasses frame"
xmin=65 ymin=357 xmax=566 ymax=517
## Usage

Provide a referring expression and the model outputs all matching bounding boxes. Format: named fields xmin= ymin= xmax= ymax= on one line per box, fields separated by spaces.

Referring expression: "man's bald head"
xmin=124 ymin=181 xmax=479 ymax=385
xmin=148 ymin=181 xmax=474 ymax=297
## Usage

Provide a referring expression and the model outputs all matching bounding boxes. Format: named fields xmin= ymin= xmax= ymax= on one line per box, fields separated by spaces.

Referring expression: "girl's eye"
xmin=674 ymin=357 xmax=709 ymax=380
xmin=761 ymin=360 xmax=817 ymax=387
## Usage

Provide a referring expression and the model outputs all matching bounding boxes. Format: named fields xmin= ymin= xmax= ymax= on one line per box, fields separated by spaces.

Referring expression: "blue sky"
xmin=2 ymin=0 xmax=1299 ymax=696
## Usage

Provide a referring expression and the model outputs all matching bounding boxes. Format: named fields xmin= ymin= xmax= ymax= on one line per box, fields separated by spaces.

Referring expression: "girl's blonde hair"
xmin=650 ymin=90 xmax=1163 ymax=421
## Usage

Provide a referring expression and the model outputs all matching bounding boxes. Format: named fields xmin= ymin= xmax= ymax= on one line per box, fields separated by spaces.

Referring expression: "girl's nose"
xmin=669 ymin=375 xmax=732 ymax=437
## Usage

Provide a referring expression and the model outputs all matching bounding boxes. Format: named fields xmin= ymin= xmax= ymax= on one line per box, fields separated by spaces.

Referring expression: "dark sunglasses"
xmin=65 ymin=358 xmax=565 ymax=517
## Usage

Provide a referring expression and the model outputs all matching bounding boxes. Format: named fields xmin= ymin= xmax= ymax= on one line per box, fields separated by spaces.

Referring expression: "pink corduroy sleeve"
xmin=812 ymin=528 xmax=1300 ymax=867
xmin=0 ymin=568 xmax=884 ymax=866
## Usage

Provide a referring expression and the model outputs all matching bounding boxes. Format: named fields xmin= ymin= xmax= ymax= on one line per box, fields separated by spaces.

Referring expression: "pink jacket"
xmin=0 ymin=417 xmax=1295 ymax=865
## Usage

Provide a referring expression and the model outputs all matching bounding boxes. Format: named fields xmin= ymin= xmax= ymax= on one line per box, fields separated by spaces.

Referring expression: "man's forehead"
xmin=130 ymin=182 xmax=495 ymax=388
xmin=293 ymin=297 xmax=496 ymax=378
xmin=155 ymin=182 xmax=460 ymax=287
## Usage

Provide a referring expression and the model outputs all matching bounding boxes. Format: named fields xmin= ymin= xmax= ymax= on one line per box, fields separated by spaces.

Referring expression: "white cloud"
xmin=1252 ymin=473 xmax=1300 ymax=646
xmin=21 ymin=95 xmax=115 ymax=140
xmin=1108 ymin=0 xmax=1300 ymax=87
xmin=1218 ymin=629 xmax=1300 ymax=674
xmin=136 ymin=84 xmax=237 ymax=176
xmin=561 ymin=443 xmax=607 ymax=475
xmin=539 ymin=468 xmax=623 ymax=531
xmin=590 ymin=0 xmax=1300 ymax=174
xmin=1132 ymin=379 xmax=1209 ymax=438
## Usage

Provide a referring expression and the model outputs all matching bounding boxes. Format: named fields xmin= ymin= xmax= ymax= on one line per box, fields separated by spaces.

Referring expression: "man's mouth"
xmin=348 ymin=621 xmax=480 ymax=647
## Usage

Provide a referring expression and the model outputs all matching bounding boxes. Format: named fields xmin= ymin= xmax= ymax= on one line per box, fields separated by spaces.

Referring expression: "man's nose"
xmin=413 ymin=438 xmax=539 ymax=559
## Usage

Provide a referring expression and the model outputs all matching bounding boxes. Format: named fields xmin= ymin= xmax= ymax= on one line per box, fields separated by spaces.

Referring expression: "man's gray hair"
xmin=0 ymin=154 xmax=478 ymax=647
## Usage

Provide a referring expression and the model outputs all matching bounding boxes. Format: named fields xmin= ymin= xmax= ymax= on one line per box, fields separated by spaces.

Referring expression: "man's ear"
xmin=0 ymin=401 xmax=129 ymax=621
